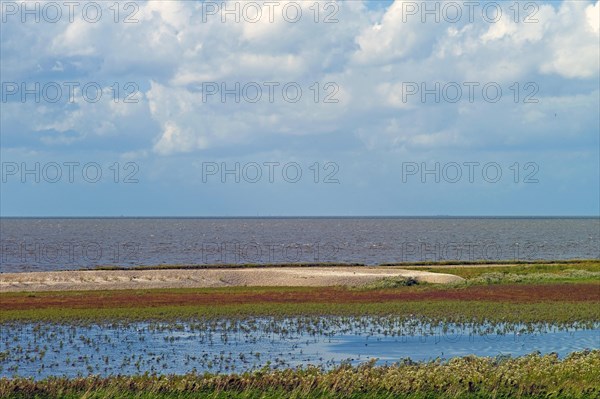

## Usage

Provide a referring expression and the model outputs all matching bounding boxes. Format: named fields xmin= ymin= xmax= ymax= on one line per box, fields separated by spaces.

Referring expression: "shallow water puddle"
xmin=1 ymin=317 xmax=598 ymax=379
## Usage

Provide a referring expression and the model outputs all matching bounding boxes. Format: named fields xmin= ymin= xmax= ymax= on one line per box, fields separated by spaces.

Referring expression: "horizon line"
xmin=1 ymin=215 xmax=599 ymax=219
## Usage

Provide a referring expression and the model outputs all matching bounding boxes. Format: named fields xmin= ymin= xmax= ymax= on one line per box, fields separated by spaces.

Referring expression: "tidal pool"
xmin=1 ymin=317 xmax=598 ymax=379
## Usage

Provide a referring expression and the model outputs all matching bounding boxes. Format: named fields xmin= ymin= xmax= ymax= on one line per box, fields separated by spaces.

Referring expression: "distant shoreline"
xmin=0 ymin=258 xmax=595 ymax=274
xmin=1 ymin=215 xmax=599 ymax=219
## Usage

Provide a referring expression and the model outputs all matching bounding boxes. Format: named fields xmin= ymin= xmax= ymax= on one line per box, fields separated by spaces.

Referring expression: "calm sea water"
xmin=1 ymin=218 xmax=598 ymax=272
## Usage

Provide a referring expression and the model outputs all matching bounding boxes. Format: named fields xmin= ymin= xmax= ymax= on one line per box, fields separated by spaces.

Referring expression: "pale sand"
xmin=0 ymin=267 xmax=464 ymax=292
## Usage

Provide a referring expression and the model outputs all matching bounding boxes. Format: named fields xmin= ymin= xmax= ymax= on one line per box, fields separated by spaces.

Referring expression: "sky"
xmin=0 ymin=0 xmax=599 ymax=217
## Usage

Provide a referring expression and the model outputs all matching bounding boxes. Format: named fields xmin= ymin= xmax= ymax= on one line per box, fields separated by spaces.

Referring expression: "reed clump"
xmin=356 ymin=276 xmax=420 ymax=290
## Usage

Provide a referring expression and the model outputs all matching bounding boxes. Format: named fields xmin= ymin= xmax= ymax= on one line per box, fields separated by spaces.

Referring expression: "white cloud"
xmin=352 ymin=0 xmax=434 ymax=65
xmin=539 ymin=1 xmax=600 ymax=78
xmin=586 ymin=1 xmax=600 ymax=33
xmin=1 ymin=0 xmax=598 ymax=156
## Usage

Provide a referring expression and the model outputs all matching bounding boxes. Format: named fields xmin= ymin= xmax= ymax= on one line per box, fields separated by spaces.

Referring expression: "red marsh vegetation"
xmin=1 ymin=283 xmax=598 ymax=311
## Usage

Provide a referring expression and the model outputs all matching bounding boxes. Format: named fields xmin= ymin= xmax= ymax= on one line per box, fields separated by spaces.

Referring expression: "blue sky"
xmin=1 ymin=0 xmax=599 ymax=216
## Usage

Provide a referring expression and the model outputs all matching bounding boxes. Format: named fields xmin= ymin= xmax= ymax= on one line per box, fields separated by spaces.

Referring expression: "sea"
xmin=1 ymin=217 xmax=598 ymax=272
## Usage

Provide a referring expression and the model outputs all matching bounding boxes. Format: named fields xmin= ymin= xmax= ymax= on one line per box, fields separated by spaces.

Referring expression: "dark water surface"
xmin=1 ymin=218 xmax=598 ymax=272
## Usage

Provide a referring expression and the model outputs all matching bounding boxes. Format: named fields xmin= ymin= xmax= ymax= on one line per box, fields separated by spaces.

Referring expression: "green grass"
xmin=403 ymin=261 xmax=600 ymax=279
xmin=461 ymin=269 xmax=600 ymax=285
xmin=2 ymin=351 xmax=598 ymax=398
xmin=2 ymin=300 xmax=598 ymax=325
xmin=383 ymin=259 xmax=599 ymax=266
xmin=0 ymin=389 xmax=584 ymax=399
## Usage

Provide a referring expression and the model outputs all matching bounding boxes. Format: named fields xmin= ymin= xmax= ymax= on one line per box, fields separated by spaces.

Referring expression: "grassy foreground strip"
xmin=1 ymin=351 xmax=598 ymax=398
xmin=1 ymin=299 xmax=599 ymax=325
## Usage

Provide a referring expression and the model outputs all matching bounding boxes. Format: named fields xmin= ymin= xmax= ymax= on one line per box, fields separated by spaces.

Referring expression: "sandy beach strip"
xmin=0 ymin=267 xmax=464 ymax=292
